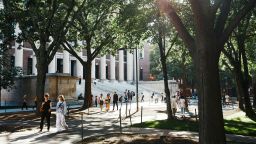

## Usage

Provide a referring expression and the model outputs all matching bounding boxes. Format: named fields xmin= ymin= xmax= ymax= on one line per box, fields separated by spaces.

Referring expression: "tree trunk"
xmin=240 ymin=37 xmax=255 ymax=118
xmin=82 ymin=62 xmax=92 ymax=109
xmin=162 ymin=61 xmax=173 ymax=120
xmin=36 ymin=60 xmax=48 ymax=114
xmin=160 ymin=55 xmax=173 ymax=120
xmin=252 ymin=77 xmax=256 ymax=108
xmin=234 ymin=70 xmax=245 ymax=110
xmin=157 ymin=26 xmax=173 ymax=120
xmin=195 ymin=41 xmax=225 ymax=144
xmin=0 ymin=86 xmax=1 ymax=107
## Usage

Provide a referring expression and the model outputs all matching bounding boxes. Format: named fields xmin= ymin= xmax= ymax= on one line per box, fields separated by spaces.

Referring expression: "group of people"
xmin=150 ymin=92 xmax=165 ymax=103
xmin=39 ymin=93 xmax=68 ymax=132
xmin=171 ymin=91 xmax=189 ymax=117
xmin=94 ymin=92 xmax=119 ymax=112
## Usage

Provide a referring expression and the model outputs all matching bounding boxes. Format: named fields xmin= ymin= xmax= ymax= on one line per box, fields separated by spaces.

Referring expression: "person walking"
xmin=56 ymin=95 xmax=68 ymax=132
xmin=99 ymin=94 xmax=104 ymax=111
xmin=112 ymin=92 xmax=118 ymax=111
xmin=105 ymin=94 xmax=111 ymax=112
xmin=119 ymin=95 xmax=123 ymax=107
xmin=141 ymin=93 xmax=144 ymax=102
xmin=179 ymin=96 xmax=186 ymax=117
xmin=39 ymin=93 xmax=52 ymax=132
xmin=21 ymin=95 xmax=28 ymax=110
xmin=95 ymin=96 xmax=98 ymax=107
xmin=171 ymin=95 xmax=178 ymax=116
xmin=34 ymin=96 xmax=38 ymax=110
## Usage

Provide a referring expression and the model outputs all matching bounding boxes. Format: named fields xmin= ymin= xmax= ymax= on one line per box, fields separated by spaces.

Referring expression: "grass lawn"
xmin=133 ymin=116 xmax=256 ymax=137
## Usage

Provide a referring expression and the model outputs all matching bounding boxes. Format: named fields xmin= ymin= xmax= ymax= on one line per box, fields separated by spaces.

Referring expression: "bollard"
xmin=119 ymin=109 xmax=122 ymax=133
xmin=195 ymin=109 xmax=198 ymax=122
xmin=129 ymin=109 xmax=132 ymax=126
xmin=4 ymin=101 xmax=6 ymax=113
xmin=141 ymin=106 xmax=143 ymax=126
xmin=67 ymin=105 xmax=70 ymax=116
xmin=81 ymin=112 xmax=84 ymax=141
xmin=125 ymin=102 xmax=128 ymax=117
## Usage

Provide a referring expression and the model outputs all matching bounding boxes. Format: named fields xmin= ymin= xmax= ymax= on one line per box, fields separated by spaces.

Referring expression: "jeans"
xmin=40 ymin=112 xmax=51 ymax=130
xmin=181 ymin=107 xmax=185 ymax=114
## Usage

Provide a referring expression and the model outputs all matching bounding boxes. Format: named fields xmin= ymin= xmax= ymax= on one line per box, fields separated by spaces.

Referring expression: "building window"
xmin=27 ymin=58 xmax=32 ymax=75
xmin=71 ymin=60 xmax=76 ymax=76
xmin=57 ymin=59 xmax=63 ymax=73
xmin=139 ymin=49 xmax=144 ymax=59
xmin=140 ymin=67 xmax=143 ymax=81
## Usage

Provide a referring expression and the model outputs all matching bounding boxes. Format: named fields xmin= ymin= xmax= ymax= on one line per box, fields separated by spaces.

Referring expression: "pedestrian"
xmin=151 ymin=92 xmax=154 ymax=103
xmin=161 ymin=93 xmax=164 ymax=102
xmin=171 ymin=95 xmax=178 ymax=116
xmin=34 ymin=96 xmax=38 ymax=110
xmin=56 ymin=95 xmax=68 ymax=132
xmin=119 ymin=95 xmax=123 ymax=107
xmin=90 ymin=94 xmax=93 ymax=107
xmin=113 ymin=92 xmax=118 ymax=111
xmin=185 ymin=97 xmax=189 ymax=112
xmin=127 ymin=90 xmax=131 ymax=101
xmin=141 ymin=93 xmax=144 ymax=102
xmin=124 ymin=92 xmax=128 ymax=102
xmin=105 ymin=93 xmax=111 ymax=112
xmin=22 ymin=95 xmax=28 ymax=110
xmin=39 ymin=93 xmax=52 ymax=132
xmin=225 ymin=94 xmax=230 ymax=106
xmin=179 ymin=96 xmax=186 ymax=117
xmin=95 ymin=96 xmax=98 ymax=107
xmin=99 ymin=94 xmax=104 ymax=111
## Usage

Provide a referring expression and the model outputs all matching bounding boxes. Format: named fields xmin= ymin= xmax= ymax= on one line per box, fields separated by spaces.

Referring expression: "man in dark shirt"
xmin=113 ymin=92 xmax=118 ymax=111
xmin=39 ymin=93 xmax=52 ymax=132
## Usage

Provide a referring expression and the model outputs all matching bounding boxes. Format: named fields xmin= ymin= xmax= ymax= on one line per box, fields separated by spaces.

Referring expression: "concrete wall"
xmin=0 ymin=74 xmax=77 ymax=106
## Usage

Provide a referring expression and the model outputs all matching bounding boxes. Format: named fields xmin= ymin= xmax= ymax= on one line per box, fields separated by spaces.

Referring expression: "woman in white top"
xmin=56 ymin=95 xmax=68 ymax=132
xmin=171 ymin=95 xmax=178 ymax=116
xmin=179 ymin=96 xmax=186 ymax=115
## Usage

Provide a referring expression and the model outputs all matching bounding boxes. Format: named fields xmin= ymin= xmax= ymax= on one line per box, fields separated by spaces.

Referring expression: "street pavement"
xmin=0 ymin=101 xmax=255 ymax=144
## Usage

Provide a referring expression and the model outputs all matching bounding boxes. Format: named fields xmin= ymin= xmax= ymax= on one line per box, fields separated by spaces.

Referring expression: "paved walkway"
xmin=0 ymin=102 xmax=255 ymax=144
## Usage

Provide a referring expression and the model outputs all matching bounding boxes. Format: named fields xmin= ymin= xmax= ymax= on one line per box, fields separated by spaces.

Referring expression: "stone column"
xmin=14 ymin=24 xmax=23 ymax=68
xmin=118 ymin=50 xmax=124 ymax=81
xmin=133 ymin=49 xmax=137 ymax=81
xmin=110 ymin=55 xmax=116 ymax=81
xmin=100 ymin=55 xmax=106 ymax=80
xmin=32 ymin=52 xmax=37 ymax=75
xmin=127 ymin=51 xmax=133 ymax=81
xmin=63 ymin=50 xmax=70 ymax=74
xmin=48 ymin=56 xmax=56 ymax=73
xmin=76 ymin=51 xmax=83 ymax=79
xmin=14 ymin=43 xmax=23 ymax=68
xmin=91 ymin=59 xmax=95 ymax=79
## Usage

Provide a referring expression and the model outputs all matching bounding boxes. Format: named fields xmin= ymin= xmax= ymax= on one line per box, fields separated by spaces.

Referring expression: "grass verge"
xmin=133 ymin=116 xmax=256 ymax=137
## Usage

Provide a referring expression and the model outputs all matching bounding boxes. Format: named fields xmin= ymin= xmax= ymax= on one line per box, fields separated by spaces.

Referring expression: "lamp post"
xmin=119 ymin=47 xmax=139 ymax=111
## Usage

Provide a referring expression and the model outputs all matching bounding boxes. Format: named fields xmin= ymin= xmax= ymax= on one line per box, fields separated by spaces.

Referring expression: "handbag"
xmin=40 ymin=103 xmax=44 ymax=112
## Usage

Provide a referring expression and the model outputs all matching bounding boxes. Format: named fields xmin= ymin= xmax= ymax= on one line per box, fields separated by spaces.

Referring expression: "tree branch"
xmin=214 ymin=0 xmax=231 ymax=36
xmin=156 ymin=0 xmax=195 ymax=54
xmin=165 ymin=33 xmax=178 ymax=58
xmin=62 ymin=41 xmax=85 ymax=65
xmin=220 ymin=0 xmax=256 ymax=49
xmin=45 ymin=0 xmax=58 ymax=32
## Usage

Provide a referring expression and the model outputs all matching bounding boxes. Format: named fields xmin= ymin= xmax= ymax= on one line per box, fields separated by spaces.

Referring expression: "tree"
xmin=147 ymin=4 xmax=179 ymax=119
xmin=0 ymin=0 xmax=22 ymax=107
xmin=14 ymin=0 xmax=83 ymax=113
xmin=62 ymin=0 xmax=127 ymax=109
xmin=157 ymin=0 xmax=256 ymax=143
xmin=221 ymin=1 xmax=256 ymax=118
